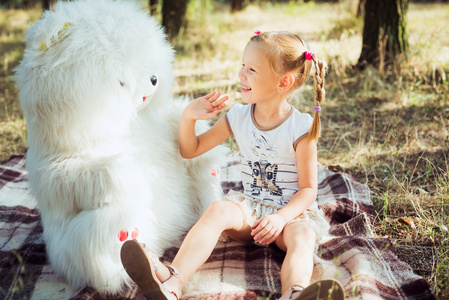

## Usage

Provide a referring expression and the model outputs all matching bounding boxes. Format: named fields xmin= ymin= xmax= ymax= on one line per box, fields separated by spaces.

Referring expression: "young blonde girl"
xmin=121 ymin=31 xmax=344 ymax=300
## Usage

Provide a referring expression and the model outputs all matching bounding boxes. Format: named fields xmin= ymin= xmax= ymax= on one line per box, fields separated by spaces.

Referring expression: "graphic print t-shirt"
xmin=225 ymin=104 xmax=313 ymax=206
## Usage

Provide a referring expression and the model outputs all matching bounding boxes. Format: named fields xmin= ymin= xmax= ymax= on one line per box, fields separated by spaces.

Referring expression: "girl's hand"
xmin=184 ymin=92 xmax=228 ymax=121
xmin=251 ymin=214 xmax=286 ymax=246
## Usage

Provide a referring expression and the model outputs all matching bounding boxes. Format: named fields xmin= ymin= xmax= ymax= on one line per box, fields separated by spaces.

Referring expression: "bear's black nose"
xmin=150 ymin=76 xmax=157 ymax=86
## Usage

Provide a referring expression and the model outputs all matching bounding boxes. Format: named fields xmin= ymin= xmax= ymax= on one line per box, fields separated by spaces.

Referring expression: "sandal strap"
xmin=278 ymin=284 xmax=305 ymax=300
xmin=291 ymin=284 xmax=305 ymax=292
xmin=290 ymin=284 xmax=305 ymax=299
xmin=138 ymin=242 xmax=181 ymax=299
xmin=161 ymin=265 xmax=181 ymax=300
xmin=166 ymin=265 xmax=179 ymax=278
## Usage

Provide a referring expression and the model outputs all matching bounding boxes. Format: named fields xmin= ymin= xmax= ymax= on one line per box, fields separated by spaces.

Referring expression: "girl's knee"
xmin=284 ymin=222 xmax=316 ymax=249
xmin=202 ymin=201 xmax=237 ymax=222
xmin=201 ymin=201 xmax=246 ymax=232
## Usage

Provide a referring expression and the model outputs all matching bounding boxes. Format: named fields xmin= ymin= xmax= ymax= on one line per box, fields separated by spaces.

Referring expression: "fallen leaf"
xmin=397 ymin=217 xmax=416 ymax=228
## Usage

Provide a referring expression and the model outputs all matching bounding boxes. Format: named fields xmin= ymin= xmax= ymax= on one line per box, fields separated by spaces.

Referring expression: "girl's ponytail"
xmin=308 ymin=54 xmax=327 ymax=142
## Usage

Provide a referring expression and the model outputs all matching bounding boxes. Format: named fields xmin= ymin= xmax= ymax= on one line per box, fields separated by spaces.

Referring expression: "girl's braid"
xmin=308 ymin=55 xmax=327 ymax=142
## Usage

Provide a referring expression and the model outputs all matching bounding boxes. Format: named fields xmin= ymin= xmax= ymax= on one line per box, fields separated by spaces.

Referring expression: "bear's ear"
xmin=39 ymin=22 xmax=70 ymax=51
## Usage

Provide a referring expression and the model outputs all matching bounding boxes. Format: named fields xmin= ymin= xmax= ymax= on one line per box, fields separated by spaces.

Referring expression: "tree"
xmin=231 ymin=0 xmax=246 ymax=13
xmin=162 ymin=0 xmax=188 ymax=38
xmin=42 ymin=0 xmax=52 ymax=11
xmin=357 ymin=0 xmax=408 ymax=70
xmin=149 ymin=0 xmax=158 ymax=15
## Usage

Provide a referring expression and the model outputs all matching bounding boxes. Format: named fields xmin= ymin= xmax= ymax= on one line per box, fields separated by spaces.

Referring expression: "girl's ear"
xmin=278 ymin=73 xmax=295 ymax=92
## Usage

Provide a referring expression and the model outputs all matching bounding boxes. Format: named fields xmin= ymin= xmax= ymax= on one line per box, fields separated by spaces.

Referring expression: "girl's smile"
xmin=241 ymin=84 xmax=251 ymax=92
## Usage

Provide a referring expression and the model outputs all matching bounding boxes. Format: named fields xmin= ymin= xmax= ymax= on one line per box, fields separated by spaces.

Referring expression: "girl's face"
xmin=238 ymin=42 xmax=281 ymax=104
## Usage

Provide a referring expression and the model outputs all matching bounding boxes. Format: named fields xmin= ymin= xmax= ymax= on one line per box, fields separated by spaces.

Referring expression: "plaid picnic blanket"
xmin=0 ymin=155 xmax=435 ymax=300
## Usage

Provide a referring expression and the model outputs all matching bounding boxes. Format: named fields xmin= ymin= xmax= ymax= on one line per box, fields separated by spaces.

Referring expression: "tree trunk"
xmin=356 ymin=0 xmax=365 ymax=17
xmin=231 ymin=0 xmax=246 ymax=13
xmin=357 ymin=0 xmax=408 ymax=69
xmin=385 ymin=0 xmax=408 ymax=62
xmin=42 ymin=0 xmax=53 ymax=11
xmin=149 ymin=0 xmax=158 ymax=15
xmin=162 ymin=0 xmax=188 ymax=38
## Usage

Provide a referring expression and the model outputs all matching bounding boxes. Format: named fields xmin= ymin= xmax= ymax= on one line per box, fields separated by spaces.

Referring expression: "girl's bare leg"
xmin=275 ymin=221 xmax=316 ymax=294
xmin=155 ymin=201 xmax=252 ymax=288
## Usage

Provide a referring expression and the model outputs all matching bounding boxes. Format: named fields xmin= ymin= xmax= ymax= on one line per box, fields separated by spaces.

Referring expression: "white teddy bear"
xmin=15 ymin=0 xmax=225 ymax=295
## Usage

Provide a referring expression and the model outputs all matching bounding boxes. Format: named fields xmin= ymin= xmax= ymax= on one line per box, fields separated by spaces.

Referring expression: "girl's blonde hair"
xmin=250 ymin=31 xmax=327 ymax=142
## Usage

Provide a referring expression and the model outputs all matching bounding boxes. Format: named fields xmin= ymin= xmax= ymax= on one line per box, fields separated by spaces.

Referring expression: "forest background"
xmin=0 ymin=0 xmax=448 ymax=298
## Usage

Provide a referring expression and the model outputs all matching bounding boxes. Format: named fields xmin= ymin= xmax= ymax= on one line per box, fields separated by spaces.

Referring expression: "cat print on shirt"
xmin=249 ymin=130 xmax=282 ymax=199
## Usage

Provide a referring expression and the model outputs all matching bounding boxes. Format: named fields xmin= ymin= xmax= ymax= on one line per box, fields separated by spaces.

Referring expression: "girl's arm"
xmin=251 ymin=138 xmax=318 ymax=245
xmin=179 ymin=92 xmax=231 ymax=159
xmin=276 ymin=138 xmax=318 ymax=222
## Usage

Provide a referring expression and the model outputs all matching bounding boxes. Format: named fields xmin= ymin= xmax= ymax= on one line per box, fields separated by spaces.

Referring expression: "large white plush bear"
xmin=15 ymin=0 xmax=225 ymax=295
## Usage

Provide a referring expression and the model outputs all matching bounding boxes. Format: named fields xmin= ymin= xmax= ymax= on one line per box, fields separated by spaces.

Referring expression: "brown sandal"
xmin=279 ymin=280 xmax=345 ymax=300
xmin=120 ymin=240 xmax=181 ymax=300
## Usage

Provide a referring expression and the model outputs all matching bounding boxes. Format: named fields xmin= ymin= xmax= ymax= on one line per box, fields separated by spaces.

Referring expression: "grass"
xmin=1 ymin=1 xmax=448 ymax=298
xmin=0 ymin=8 xmax=40 ymax=162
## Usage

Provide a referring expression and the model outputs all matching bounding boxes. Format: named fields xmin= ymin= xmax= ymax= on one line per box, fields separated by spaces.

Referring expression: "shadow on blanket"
xmin=0 ymin=155 xmax=435 ymax=300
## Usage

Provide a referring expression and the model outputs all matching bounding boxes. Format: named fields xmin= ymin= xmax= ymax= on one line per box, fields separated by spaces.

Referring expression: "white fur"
xmin=15 ymin=0 xmax=226 ymax=294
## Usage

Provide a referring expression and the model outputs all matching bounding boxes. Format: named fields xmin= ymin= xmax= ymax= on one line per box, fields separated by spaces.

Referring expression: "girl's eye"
xmin=241 ymin=64 xmax=255 ymax=73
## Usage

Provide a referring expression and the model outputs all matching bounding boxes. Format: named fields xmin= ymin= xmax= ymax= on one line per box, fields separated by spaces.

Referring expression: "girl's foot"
xmin=120 ymin=239 xmax=181 ymax=300
xmin=279 ymin=280 xmax=344 ymax=300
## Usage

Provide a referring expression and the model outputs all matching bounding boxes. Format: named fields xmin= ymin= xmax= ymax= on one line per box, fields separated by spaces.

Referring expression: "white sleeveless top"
xmin=225 ymin=103 xmax=314 ymax=207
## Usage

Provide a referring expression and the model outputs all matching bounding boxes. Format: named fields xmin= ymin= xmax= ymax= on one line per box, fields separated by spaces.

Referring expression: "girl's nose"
xmin=238 ymin=68 xmax=245 ymax=80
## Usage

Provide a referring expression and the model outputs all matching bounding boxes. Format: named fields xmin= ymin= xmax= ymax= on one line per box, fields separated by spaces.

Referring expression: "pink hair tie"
xmin=313 ymin=106 xmax=321 ymax=113
xmin=305 ymin=51 xmax=314 ymax=61
xmin=254 ymin=30 xmax=262 ymax=35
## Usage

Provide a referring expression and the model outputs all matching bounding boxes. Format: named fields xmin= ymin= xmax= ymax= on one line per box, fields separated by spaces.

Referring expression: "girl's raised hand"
xmin=185 ymin=92 xmax=228 ymax=121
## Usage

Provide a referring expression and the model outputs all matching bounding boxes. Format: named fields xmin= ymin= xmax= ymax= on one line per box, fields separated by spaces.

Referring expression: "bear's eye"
xmin=119 ymin=80 xmax=125 ymax=87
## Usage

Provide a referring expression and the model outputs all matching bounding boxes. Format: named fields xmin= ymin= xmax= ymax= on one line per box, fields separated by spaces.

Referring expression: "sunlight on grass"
xmin=0 ymin=7 xmax=40 ymax=162
xmin=0 ymin=119 xmax=27 ymax=160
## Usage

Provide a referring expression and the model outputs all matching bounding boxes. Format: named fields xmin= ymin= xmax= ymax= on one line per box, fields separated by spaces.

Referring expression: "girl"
xmin=120 ymin=31 xmax=344 ymax=300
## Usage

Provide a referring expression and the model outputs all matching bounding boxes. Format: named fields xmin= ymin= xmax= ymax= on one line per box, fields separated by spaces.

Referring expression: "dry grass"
xmin=0 ymin=1 xmax=448 ymax=297
xmin=0 ymin=8 xmax=40 ymax=161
